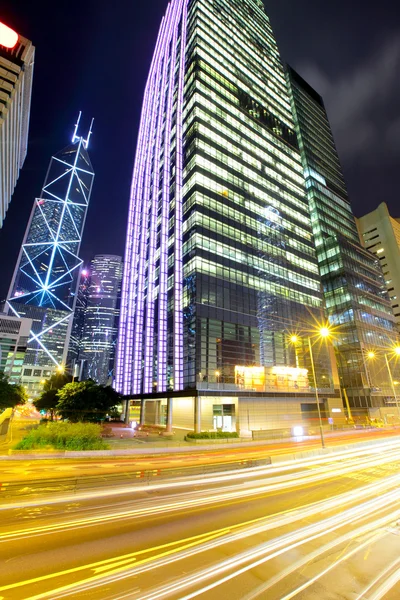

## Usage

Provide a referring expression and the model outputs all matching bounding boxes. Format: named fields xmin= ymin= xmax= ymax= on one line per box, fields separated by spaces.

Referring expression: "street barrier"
xmin=0 ymin=457 xmax=272 ymax=500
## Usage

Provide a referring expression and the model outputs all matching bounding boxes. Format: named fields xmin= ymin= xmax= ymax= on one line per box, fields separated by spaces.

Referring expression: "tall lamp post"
xmin=290 ymin=326 xmax=331 ymax=449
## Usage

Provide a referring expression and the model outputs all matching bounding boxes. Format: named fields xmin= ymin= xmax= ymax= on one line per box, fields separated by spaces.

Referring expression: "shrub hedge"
xmin=14 ymin=422 xmax=110 ymax=451
xmin=186 ymin=431 xmax=239 ymax=440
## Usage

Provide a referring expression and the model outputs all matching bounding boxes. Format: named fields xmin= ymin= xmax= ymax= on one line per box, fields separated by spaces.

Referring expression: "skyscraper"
xmin=0 ymin=22 xmax=35 ymax=227
xmin=117 ymin=0 xmax=342 ymax=433
xmin=78 ymin=255 xmax=123 ymax=385
xmin=6 ymin=114 xmax=94 ymax=394
xmin=357 ymin=203 xmax=400 ymax=332
xmin=67 ymin=267 xmax=90 ymax=372
xmin=287 ymin=67 xmax=399 ymax=415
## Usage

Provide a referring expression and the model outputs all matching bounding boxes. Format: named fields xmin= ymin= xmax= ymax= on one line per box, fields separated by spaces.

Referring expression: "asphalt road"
xmin=1 ymin=426 xmax=400 ymax=486
xmin=1 ymin=437 xmax=400 ymax=599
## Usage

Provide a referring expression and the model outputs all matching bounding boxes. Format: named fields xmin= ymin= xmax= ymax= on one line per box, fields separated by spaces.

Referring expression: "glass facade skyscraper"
xmin=77 ymin=255 xmax=123 ymax=385
xmin=67 ymin=268 xmax=90 ymax=372
xmin=117 ymin=0 xmax=342 ymax=434
xmin=0 ymin=24 xmax=35 ymax=228
xmin=6 ymin=116 xmax=94 ymax=387
xmin=287 ymin=67 xmax=399 ymax=412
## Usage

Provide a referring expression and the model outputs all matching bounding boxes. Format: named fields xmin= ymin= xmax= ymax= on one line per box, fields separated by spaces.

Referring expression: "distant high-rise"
xmin=357 ymin=203 xmax=400 ymax=333
xmin=0 ymin=22 xmax=35 ymax=228
xmin=117 ymin=0 xmax=342 ymax=433
xmin=78 ymin=255 xmax=123 ymax=385
xmin=0 ymin=313 xmax=32 ymax=385
xmin=67 ymin=267 xmax=90 ymax=371
xmin=287 ymin=67 xmax=399 ymax=414
xmin=6 ymin=114 xmax=94 ymax=393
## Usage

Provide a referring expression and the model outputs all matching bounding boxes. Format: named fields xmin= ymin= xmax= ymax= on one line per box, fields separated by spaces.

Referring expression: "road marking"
xmin=0 ymin=527 xmax=231 ymax=595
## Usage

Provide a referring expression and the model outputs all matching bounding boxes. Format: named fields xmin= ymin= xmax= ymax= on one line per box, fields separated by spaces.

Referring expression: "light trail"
xmin=2 ymin=443 xmax=400 ymax=543
xmin=2 ymin=436 xmax=400 ymax=512
xmin=137 ymin=494 xmax=400 ymax=600
xmin=355 ymin=557 xmax=400 ymax=600
xmin=242 ymin=524 xmax=386 ymax=599
xmin=3 ymin=471 xmax=400 ymax=599
xmin=36 ymin=488 xmax=400 ymax=600
xmin=2 ymin=439 xmax=400 ymax=599
xmin=0 ymin=446 xmax=400 ymax=542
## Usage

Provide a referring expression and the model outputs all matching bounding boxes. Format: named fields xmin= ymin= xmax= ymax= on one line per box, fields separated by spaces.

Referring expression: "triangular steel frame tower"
xmin=7 ymin=116 xmax=94 ymax=370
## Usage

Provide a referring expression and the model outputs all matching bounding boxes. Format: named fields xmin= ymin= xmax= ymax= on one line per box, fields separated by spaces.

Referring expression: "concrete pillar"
xmin=155 ymin=401 xmax=160 ymax=425
xmin=124 ymin=399 xmax=130 ymax=425
xmin=194 ymin=395 xmax=201 ymax=433
xmin=166 ymin=397 xmax=173 ymax=432
xmin=140 ymin=399 xmax=145 ymax=426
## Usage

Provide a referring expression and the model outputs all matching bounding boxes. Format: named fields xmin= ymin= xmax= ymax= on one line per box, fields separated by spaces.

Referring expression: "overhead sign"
xmin=0 ymin=22 xmax=18 ymax=49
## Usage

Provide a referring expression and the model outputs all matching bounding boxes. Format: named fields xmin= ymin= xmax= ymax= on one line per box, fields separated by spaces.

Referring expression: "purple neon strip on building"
xmin=173 ymin=0 xmax=188 ymax=390
xmin=116 ymin=13 xmax=168 ymax=394
xmin=132 ymin=53 xmax=165 ymax=394
xmin=116 ymin=67 xmax=156 ymax=394
xmin=157 ymin=0 xmax=187 ymax=392
xmin=117 ymin=0 xmax=188 ymax=395
xmin=143 ymin=2 xmax=179 ymax=394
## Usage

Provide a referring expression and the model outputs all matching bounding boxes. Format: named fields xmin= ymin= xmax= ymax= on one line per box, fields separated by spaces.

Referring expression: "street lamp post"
xmin=290 ymin=328 xmax=330 ymax=449
xmin=307 ymin=336 xmax=326 ymax=449
xmin=384 ymin=353 xmax=400 ymax=420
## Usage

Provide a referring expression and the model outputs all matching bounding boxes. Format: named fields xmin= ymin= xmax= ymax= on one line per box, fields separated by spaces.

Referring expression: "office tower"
xmin=117 ymin=0 xmax=342 ymax=433
xmin=287 ymin=67 xmax=399 ymax=415
xmin=357 ymin=203 xmax=400 ymax=332
xmin=78 ymin=255 xmax=123 ymax=385
xmin=67 ymin=267 xmax=90 ymax=372
xmin=6 ymin=114 xmax=94 ymax=396
xmin=0 ymin=313 xmax=32 ymax=384
xmin=0 ymin=22 xmax=35 ymax=228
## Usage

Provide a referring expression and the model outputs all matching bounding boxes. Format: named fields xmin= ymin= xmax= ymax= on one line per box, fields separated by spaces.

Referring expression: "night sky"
xmin=1 ymin=0 xmax=399 ymax=300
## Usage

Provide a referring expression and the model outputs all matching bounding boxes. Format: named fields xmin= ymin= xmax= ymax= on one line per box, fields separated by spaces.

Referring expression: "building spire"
xmin=72 ymin=112 xmax=94 ymax=149
xmin=72 ymin=111 xmax=82 ymax=144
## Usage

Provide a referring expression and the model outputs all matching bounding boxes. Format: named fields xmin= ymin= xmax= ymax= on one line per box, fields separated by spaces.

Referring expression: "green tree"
xmin=0 ymin=372 xmax=27 ymax=410
xmin=56 ymin=380 xmax=121 ymax=422
xmin=33 ymin=389 xmax=59 ymax=420
xmin=43 ymin=372 xmax=72 ymax=392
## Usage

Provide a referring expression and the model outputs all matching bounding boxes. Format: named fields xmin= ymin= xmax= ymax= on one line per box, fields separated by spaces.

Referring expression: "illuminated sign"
xmin=0 ymin=22 xmax=18 ymax=49
xmin=235 ymin=365 xmax=309 ymax=391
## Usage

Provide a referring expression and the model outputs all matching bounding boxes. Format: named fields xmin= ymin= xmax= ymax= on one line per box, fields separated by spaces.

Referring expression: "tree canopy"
xmin=56 ymin=380 xmax=121 ymax=422
xmin=43 ymin=372 xmax=72 ymax=393
xmin=0 ymin=372 xmax=27 ymax=410
xmin=33 ymin=389 xmax=59 ymax=420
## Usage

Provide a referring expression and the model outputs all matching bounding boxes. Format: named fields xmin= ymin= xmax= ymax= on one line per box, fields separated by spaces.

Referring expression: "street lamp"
xmin=385 ymin=349 xmax=400 ymax=420
xmin=215 ymin=370 xmax=220 ymax=385
xmin=290 ymin=327 xmax=331 ymax=449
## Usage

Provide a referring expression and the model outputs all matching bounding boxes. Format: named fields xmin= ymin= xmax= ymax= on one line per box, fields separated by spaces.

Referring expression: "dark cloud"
xmin=298 ymin=35 xmax=400 ymax=165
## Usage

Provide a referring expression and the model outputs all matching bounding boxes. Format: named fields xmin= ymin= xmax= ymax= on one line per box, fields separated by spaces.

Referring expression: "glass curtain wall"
xmin=286 ymin=66 xmax=399 ymax=409
xmin=117 ymin=0 xmax=332 ymax=396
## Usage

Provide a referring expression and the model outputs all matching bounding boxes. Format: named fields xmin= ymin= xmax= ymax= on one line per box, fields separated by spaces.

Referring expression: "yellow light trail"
xmin=3 ymin=437 xmax=400 ymax=513
xmin=139 ymin=493 xmax=400 ymax=600
xmin=2 ymin=442 xmax=400 ymax=543
xmin=3 ymin=470 xmax=400 ymax=599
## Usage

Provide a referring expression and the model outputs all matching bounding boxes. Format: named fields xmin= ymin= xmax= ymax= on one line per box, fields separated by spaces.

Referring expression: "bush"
xmin=186 ymin=431 xmax=239 ymax=440
xmin=14 ymin=422 xmax=110 ymax=451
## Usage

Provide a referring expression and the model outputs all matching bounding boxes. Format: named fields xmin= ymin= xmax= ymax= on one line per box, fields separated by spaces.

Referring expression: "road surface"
xmin=1 ymin=437 xmax=400 ymax=599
